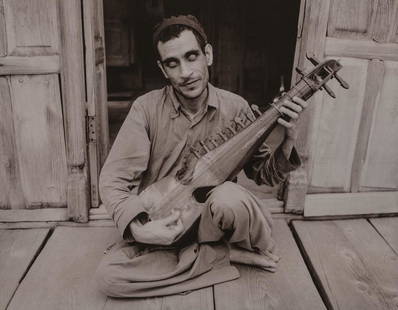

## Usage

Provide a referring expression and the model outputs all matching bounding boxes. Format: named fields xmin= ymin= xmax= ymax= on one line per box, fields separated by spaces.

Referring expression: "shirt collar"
xmin=167 ymin=83 xmax=219 ymax=119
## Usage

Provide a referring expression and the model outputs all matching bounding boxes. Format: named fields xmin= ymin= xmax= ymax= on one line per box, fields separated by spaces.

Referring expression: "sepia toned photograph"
xmin=0 ymin=0 xmax=397 ymax=309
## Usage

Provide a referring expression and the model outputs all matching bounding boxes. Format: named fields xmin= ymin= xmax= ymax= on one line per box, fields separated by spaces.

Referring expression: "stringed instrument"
xmin=138 ymin=55 xmax=349 ymax=239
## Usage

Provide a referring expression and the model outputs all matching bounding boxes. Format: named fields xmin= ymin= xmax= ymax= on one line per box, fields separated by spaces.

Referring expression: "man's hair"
xmin=153 ymin=15 xmax=208 ymax=60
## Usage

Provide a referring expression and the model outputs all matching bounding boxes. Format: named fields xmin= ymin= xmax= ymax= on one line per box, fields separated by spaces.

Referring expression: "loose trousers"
xmin=95 ymin=181 xmax=278 ymax=297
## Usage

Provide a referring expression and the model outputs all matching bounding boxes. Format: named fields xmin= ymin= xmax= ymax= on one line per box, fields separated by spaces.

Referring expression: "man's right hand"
xmin=129 ymin=211 xmax=184 ymax=245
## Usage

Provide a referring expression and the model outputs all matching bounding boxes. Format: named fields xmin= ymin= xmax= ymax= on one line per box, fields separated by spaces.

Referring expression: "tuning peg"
xmin=227 ymin=123 xmax=237 ymax=135
xmin=306 ymin=53 xmax=320 ymax=66
xmin=208 ymin=137 xmax=219 ymax=148
xmin=199 ymin=140 xmax=210 ymax=153
xmin=251 ymin=104 xmax=262 ymax=118
xmin=217 ymin=131 xmax=228 ymax=142
xmin=246 ymin=111 xmax=256 ymax=122
xmin=190 ymin=147 xmax=202 ymax=159
xmin=295 ymin=67 xmax=306 ymax=77
xmin=334 ymin=73 xmax=349 ymax=89
xmin=234 ymin=116 xmax=246 ymax=129
xmin=321 ymin=83 xmax=336 ymax=98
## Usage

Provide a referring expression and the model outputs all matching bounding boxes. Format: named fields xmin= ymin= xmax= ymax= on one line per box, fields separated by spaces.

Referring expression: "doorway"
xmin=103 ymin=0 xmax=301 ymax=202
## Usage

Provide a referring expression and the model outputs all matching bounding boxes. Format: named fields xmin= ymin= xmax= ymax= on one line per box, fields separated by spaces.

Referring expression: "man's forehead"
xmin=157 ymin=30 xmax=201 ymax=60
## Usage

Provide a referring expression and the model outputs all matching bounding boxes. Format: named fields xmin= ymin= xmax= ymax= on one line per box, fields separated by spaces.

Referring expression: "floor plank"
xmin=7 ymin=227 xmax=120 ymax=310
xmin=292 ymin=219 xmax=398 ymax=310
xmin=0 ymin=228 xmax=50 ymax=310
xmin=103 ymin=287 xmax=214 ymax=310
xmin=370 ymin=217 xmax=398 ymax=254
xmin=214 ymin=219 xmax=326 ymax=310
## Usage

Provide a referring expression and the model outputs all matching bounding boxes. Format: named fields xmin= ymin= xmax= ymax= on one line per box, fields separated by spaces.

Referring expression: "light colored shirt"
xmin=99 ymin=83 xmax=300 ymax=238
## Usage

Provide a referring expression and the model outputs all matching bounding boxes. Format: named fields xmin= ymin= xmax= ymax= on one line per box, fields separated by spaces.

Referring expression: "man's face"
xmin=157 ymin=30 xmax=213 ymax=100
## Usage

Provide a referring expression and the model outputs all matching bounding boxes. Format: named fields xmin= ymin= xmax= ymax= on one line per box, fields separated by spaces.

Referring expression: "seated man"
xmin=95 ymin=15 xmax=306 ymax=297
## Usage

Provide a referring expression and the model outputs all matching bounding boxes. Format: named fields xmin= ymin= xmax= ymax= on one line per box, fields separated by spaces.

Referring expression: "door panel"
xmin=309 ymin=58 xmax=367 ymax=192
xmin=360 ymin=61 xmax=398 ymax=190
xmin=4 ymin=0 xmax=59 ymax=56
xmin=11 ymin=74 xmax=67 ymax=207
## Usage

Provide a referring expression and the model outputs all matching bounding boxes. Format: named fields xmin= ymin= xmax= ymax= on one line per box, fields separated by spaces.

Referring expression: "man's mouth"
xmin=181 ymin=79 xmax=200 ymax=87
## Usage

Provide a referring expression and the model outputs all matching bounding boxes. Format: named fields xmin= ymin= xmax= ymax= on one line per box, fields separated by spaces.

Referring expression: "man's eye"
xmin=166 ymin=61 xmax=178 ymax=68
xmin=187 ymin=54 xmax=198 ymax=61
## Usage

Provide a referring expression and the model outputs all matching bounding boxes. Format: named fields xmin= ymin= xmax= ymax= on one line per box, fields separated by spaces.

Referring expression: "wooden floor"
xmin=0 ymin=216 xmax=397 ymax=310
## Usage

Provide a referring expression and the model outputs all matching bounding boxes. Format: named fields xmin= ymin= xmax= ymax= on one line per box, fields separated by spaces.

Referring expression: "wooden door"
xmin=0 ymin=0 xmax=89 ymax=222
xmin=285 ymin=0 xmax=398 ymax=216
xmin=83 ymin=0 xmax=110 ymax=208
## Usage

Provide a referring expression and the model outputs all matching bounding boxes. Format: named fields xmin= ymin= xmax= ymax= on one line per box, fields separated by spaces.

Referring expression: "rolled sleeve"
xmin=99 ymin=101 xmax=151 ymax=240
xmin=244 ymin=142 xmax=301 ymax=187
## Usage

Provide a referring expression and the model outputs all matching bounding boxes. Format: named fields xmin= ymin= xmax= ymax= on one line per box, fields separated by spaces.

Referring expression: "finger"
xmin=277 ymin=118 xmax=294 ymax=128
xmin=161 ymin=211 xmax=181 ymax=225
xmin=279 ymin=107 xmax=298 ymax=119
xmin=292 ymin=96 xmax=308 ymax=108
xmin=283 ymin=100 xmax=303 ymax=113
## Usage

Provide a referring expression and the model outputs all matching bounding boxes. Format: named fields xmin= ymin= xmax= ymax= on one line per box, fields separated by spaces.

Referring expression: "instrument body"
xmin=139 ymin=57 xmax=348 ymax=237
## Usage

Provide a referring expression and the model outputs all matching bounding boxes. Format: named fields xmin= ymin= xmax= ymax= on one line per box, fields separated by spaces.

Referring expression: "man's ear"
xmin=157 ymin=60 xmax=169 ymax=79
xmin=204 ymin=44 xmax=213 ymax=66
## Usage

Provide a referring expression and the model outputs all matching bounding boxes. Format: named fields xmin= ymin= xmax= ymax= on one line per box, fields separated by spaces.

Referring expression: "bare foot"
xmin=229 ymin=245 xmax=280 ymax=272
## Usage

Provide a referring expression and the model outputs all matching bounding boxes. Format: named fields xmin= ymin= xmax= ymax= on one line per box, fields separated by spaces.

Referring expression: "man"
xmin=95 ymin=15 xmax=306 ymax=297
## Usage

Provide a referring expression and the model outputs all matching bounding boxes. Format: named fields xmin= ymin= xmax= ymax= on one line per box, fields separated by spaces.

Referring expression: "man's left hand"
xmin=276 ymin=96 xmax=308 ymax=158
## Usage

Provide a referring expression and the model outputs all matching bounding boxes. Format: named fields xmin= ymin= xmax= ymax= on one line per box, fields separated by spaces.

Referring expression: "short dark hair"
xmin=155 ymin=24 xmax=207 ymax=60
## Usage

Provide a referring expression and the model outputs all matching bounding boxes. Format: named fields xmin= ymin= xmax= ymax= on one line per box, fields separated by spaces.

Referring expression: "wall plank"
xmin=0 ymin=77 xmax=25 ymax=209
xmin=360 ymin=61 xmax=398 ymax=190
xmin=0 ymin=0 xmax=6 ymax=56
xmin=309 ymin=58 xmax=367 ymax=191
xmin=11 ymin=74 xmax=67 ymax=207
xmin=59 ymin=0 xmax=89 ymax=221
xmin=3 ymin=0 xmax=59 ymax=56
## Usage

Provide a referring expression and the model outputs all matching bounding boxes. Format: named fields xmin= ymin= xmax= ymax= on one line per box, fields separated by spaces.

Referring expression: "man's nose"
xmin=179 ymin=61 xmax=193 ymax=79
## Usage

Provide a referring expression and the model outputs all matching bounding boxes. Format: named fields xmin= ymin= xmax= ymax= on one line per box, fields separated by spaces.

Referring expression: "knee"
xmin=207 ymin=182 xmax=249 ymax=228
xmin=94 ymin=259 xmax=119 ymax=297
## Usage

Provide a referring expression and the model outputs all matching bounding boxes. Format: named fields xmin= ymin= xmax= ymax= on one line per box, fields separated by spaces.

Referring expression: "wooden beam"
xmin=283 ymin=0 xmax=331 ymax=213
xmin=0 ymin=56 xmax=60 ymax=75
xmin=0 ymin=229 xmax=50 ymax=310
xmin=0 ymin=208 xmax=69 ymax=222
xmin=59 ymin=0 xmax=89 ymax=222
xmin=325 ymin=37 xmax=398 ymax=61
xmin=304 ymin=191 xmax=398 ymax=217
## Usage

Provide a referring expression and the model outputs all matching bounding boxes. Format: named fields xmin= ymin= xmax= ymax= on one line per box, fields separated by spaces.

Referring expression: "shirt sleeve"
xmin=99 ymin=102 xmax=151 ymax=240
xmin=241 ymin=106 xmax=301 ymax=187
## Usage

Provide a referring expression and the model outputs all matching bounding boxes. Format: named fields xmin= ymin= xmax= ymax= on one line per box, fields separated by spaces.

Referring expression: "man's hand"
xmin=129 ymin=211 xmax=184 ymax=245
xmin=276 ymin=96 xmax=308 ymax=158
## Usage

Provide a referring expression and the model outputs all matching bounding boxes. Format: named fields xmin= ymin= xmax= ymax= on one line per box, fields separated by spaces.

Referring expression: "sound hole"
xmin=193 ymin=186 xmax=215 ymax=203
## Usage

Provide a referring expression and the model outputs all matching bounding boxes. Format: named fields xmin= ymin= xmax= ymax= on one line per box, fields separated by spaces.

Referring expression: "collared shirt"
xmin=99 ymin=83 xmax=300 ymax=238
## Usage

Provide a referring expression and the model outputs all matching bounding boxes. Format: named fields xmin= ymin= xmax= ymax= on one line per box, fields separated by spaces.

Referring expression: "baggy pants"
xmin=95 ymin=181 xmax=278 ymax=298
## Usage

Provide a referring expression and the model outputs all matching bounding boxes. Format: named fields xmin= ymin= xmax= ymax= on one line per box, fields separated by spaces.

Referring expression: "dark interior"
xmin=104 ymin=0 xmax=301 ymax=143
